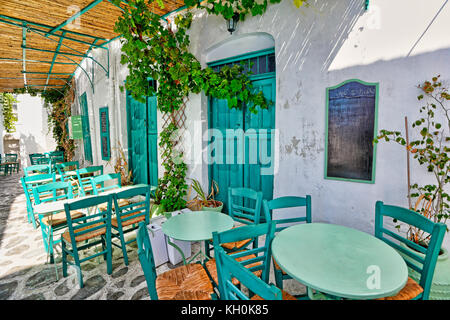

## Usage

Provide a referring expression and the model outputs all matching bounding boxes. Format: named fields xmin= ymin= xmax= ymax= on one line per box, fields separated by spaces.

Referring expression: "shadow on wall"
xmin=19 ymin=134 xmax=46 ymax=167
xmin=271 ymin=0 xmax=365 ymax=75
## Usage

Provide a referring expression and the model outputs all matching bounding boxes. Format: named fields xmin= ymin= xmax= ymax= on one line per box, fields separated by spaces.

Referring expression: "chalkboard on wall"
xmin=325 ymin=79 xmax=379 ymax=183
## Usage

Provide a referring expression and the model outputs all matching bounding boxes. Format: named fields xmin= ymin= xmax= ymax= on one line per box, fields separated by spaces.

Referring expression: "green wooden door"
xmin=126 ymin=89 xmax=158 ymax=187
xmin=208 ymin=72 xmax=275 ymax=213
xmin=80 ymin=92 xmax=93 ymax=162
xmin=243 ymin=77 xmax=276 ymax=203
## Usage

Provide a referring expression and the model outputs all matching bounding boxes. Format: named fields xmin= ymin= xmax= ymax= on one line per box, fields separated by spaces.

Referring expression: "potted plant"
xmin=150 ymin=186 xmax=165 ymax=219
xmin=374 ymin=75 xmax=450 ymax=299
xmin=187 ymin=179 xmax=224 ymax=212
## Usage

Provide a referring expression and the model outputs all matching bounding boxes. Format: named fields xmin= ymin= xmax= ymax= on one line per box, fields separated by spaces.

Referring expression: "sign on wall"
xmin=99 ymin=107 xmax=111 ymax=161
xmin=325 ymin=79 xmax=379 ymax=183
xmin=70 ymin=115 xmax=83 ymax=140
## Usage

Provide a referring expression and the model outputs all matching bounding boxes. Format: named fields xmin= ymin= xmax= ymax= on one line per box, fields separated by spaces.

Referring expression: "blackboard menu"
xmin=325 ymin=80 xmax=378 ymax=183
xmin=99 ymin=107 xmax=110 ymax=160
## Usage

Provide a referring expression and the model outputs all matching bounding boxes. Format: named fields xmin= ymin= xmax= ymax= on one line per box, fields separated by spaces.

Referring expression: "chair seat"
xmin=41 ymin=210 xmax=85 ymax=227
xmin=273 ymin=257 xmax=288 ymax=275
xmin=251 ymin=289 xmax=297 ymax=300
xmin=221 ymin=226 xmax=253 ymax=251
xmin=98 ymin=199 xmax=130 ymax=211
xmin=376 ymin=277 xmax=423 ymax=300
xmin=62 ymin=222 xmax=107 ymax=243
xmin=156 ymin=263 xmax=214 ymax=300
xmin=205 ymin=250 xmax=262 ymax=286
xmin=112 ymin=212 xmax=146 ymax=228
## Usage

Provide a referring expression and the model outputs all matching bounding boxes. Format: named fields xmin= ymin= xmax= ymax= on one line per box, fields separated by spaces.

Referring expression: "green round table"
xmin=162 ymin=210 xmax=234 ymax=264
xmin=162 ymin=210 xmax=234 ymax=241
xmin=271 ymin=223 xmax=408 ymax=300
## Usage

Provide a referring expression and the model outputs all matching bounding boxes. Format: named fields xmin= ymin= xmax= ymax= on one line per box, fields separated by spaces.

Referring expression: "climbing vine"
xmin=41 ymin=88 xmax=75 ymax=161
xmin=0 ymin=93 xmax=18 ymax=133
xmin=113 ymin=0 xmax=279 ymax=212
xmin=113 ymin=1 xmax=271 ymax=113
xmin=184 ymin=0 xmax=308 ymax=20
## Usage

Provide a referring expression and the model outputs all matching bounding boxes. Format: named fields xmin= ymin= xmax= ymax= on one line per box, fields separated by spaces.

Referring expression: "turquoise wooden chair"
xmin=263 ymin=195 xmax=312 ymax=290
xmin=5 ymin=153 xmax=19 ymax=174
xmin=215 ymin=246 xmax=284 ymax=300
xmin=0 ymin=155 xmax=6 ymax=175
xmin=32 ymin=181 xmax=84 ymax=264
xmin=91 ymin=173 xmax=129 ymax=212
xmin=75 ymin=165 xmax=104 ymax=196
xmin=136 ymin=222 xmax=215 ymax=300
xmin=29 ymin=153 xmax=49 ymax=165
xmin=47 ymin=151 xmax=64 ymax=172
xmin=61 ymin=195 xmax=113 ymax=288
xmin=111 ymin=185 xmax=151 ymax=266
xmin=23 ymin=164 xmax=51 ymax=177
xmin=205 ymin=187 xmax=263 ymax=258
xmin=206 ymin=221 xmax=273 ymax=292
xmin=56 ymin=161 xmax=80 ymax=181
xmin=375 ymin=201 xmax=446 ymax=300
xmin=212 ymin=223 xmax=296 ymax=300
xmin=91 ymin=173 xmax=122 ymax=194
xmin=21 ymin=173 xmax=56 ymax=228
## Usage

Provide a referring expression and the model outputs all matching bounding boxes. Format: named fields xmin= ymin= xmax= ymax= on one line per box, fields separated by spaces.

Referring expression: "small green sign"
xmin=71 ymin=115 xmax=83 ymax=140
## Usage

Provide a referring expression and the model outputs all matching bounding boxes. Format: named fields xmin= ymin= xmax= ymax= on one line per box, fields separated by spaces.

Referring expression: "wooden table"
xmin=33 ymin=184 xmax=150 ymax=216
xmin=271 ymin=223 xmax=408 ymax=300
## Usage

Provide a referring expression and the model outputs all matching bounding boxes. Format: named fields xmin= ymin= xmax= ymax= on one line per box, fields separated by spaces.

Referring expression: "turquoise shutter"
xmin=80 ymin=92 xmax=93 ymax=162
xmin=99 ymin=107 xmax=111 ymax=161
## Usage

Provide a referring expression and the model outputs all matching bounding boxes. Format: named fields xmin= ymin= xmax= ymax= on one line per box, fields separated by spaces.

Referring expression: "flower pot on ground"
xmin=374 ymin=75 xmax=450 ymax=299
xmin=187 ymin=178 xmax=223 ymax=212
xmin=399 ymin=242 xmax=450 ymax=299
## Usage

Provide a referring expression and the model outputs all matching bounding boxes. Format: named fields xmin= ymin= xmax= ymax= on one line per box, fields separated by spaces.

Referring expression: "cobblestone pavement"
xmin=0 ymin=172 xmax=304 ymax=300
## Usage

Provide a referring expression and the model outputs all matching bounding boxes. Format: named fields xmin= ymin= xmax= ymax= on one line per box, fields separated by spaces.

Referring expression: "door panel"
xmin=209 ymin=75 xmax=275 ymax=213
xmin=80 ymin=92 xmax=93 ymax=162
xmin=127 ymin=90 xmax=159 ymax=187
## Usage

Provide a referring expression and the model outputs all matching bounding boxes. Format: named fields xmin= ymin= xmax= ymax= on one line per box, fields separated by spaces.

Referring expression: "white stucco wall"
xmin=72 ymin=0 xmax=450 ymax=249
xmin=5 ymin=94 xmax=57 ymax=167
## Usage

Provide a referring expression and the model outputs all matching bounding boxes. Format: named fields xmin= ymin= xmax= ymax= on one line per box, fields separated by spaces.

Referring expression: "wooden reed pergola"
xmin=0 ymin=0 xmax=186 ymax=93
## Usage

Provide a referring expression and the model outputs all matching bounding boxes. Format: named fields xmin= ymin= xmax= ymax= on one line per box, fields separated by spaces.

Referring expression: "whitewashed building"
xmin=68 ymin=0 xmax=450 ymax=251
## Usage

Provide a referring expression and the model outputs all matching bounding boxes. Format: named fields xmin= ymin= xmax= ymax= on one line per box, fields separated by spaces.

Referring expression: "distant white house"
xmin=2 ymin=94 xmax=56 ymax=167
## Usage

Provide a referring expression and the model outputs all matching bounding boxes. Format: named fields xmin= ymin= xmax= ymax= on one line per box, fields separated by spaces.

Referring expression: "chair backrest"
xmin=23 ymin=164 xmax=51 ymax=177
xmin=5 ymin=153 xmax=17 ymax=162
xmin=136 ymin=221 xmax=159 ymax=300
xmin=375 ymin=201 xmax=446 ymax=300
xmin=32 ymin=181 xmax=73 ymax=205
xmin=63 ymin=194 xmax=113 ymax=246
xmin=228 ymin=187 xmax=263 ymax=225
xmin=215 ymin=246 xmax=282 ymax=300
xmin=76 ymin=165 xmax=104 ymax=196
xmin=114 ymin=185 xmax=151 ymax=228
xmin=21 ymin=173 xmax=56 ymax=209
xmin=263 ymin=196 xmax=312 ymax=232
xmin=56 ymin=161 xmax=80 ymax=181
xmin=91 ymin=173 xmax=121 ymax=194
xmin=29 ymin=153 xmax=49 ymax=165
xmin=213 ymin=222 xmax=276 ymax=298
xmin=47 ymin=151 xmax=64 ymax=168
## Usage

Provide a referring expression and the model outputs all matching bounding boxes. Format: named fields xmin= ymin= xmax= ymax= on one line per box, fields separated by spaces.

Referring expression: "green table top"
xmin=33 ymin=184 xmax=151 ymax=215
xmin=162 ymin=211 xmax=234 ymax=242
xmin=271 ymin=223 xmax=408 ymax=299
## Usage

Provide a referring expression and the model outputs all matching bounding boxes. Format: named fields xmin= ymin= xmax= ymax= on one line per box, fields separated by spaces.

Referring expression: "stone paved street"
xmin=0 ymin=172 xmax=304 ymax=300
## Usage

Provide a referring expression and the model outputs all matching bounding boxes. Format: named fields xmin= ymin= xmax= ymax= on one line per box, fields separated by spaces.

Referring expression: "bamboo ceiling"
xmin=0 ymin=0 xmax=185 ymax=92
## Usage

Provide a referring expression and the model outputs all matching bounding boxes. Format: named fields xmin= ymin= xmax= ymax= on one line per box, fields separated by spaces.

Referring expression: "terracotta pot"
xmin=201 ymin=200 xmax=223 ymax=213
